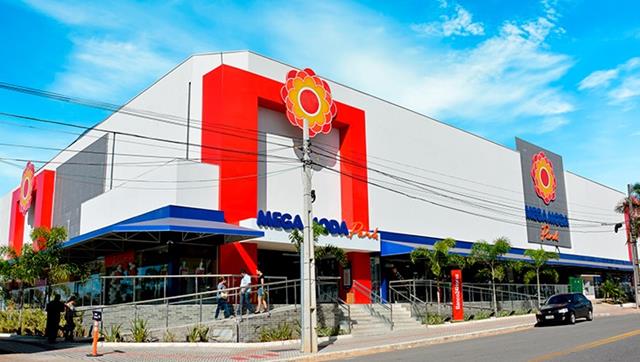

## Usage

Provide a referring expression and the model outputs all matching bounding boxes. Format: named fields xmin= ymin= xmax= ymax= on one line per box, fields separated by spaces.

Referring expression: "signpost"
xmin=451 ymin=269 xmax=464 ymax=321
xmin=87 ymin=310 xmax=102 ymax=357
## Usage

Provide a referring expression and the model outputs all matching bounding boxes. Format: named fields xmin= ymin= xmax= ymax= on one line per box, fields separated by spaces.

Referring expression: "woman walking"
xmin=255 ymin=268 xmax=268 ymax=314
xmin=63 ymin=296 xmax=77 ymax=342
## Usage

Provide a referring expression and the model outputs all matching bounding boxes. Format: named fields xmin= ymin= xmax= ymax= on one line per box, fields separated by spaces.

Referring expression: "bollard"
xmin=87 ymin=310 xmax=103 ymax=357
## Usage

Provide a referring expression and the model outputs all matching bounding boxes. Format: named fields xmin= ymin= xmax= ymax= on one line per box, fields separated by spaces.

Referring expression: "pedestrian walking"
xmin=215 ymin=278 xmax=231 ymax=319
xmin=237 ymin=269 xmax=254 ymax=317
xmin=45 ymin=294 xmax=65 ymax=343
xmin=63 ymin=296 xmax=77 ymax=341
xmin=255 ymin=268 xmax=268 ymax=314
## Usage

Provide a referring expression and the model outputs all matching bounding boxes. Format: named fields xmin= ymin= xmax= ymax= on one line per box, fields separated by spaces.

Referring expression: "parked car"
xmin=536 ymin=293 xmax=593 ymax=325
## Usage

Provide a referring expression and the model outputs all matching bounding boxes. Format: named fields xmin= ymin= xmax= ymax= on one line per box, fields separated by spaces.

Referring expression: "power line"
xmin=310 ymin=146 xmax=620 ymax=225
xmin=54 ymin=165 xmax=301 ymax=191
xmin=319 ymin=163 xmax=618 ymax=234
xmin=0 ymin=82 xmax=619 ymax=215
xmin=0 ymin=112 xmax=299 ymax=163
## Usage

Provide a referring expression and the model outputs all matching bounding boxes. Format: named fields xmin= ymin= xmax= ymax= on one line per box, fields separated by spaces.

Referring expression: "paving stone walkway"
xmin=0 ymin=303 xmax=636 ymax=362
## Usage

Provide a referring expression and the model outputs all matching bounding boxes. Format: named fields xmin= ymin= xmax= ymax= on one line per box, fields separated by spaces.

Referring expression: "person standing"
xmin=45 ymin=294 xmax=65 ymax=343
xmin=237 ymin=269 xmax=254 ymax=317
xmin=215 ymin=278 xmax=230 ymax=319
xmin=63 ymin=296 xmax=77 ymax=342
xmin=255 ymin=268 xmax=268 ymax=314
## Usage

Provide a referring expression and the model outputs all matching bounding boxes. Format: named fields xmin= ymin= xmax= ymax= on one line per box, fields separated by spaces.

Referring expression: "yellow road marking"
xmin=528 ymin=329 xmax=640 ymax=362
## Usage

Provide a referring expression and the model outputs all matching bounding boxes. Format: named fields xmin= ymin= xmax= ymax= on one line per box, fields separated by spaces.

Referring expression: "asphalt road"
xmin=345 ymin=314 xmax=640 ymax=362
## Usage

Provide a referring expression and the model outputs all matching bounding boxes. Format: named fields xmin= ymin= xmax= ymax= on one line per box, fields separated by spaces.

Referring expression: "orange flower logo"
xmin=281 ymin=68 xmax=337 ymax=137
xmin=530 ymin=152 xmax=556 ymax=205
xmin=19 ymin=162 xmax=35 ymax=215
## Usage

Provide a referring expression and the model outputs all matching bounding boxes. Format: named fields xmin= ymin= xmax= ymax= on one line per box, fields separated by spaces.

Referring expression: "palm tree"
xmin=288 ymin=221 xmax=348 ymax=267
xmin=615 ymin=182 xmax=640 ymax=240
xmin=410 ymin=238 xmax=460 ymax=311
xmin=470 ymin=237 xmax=511 ymax=316
xmin=523 ymin=248 xmax=559 ymax=308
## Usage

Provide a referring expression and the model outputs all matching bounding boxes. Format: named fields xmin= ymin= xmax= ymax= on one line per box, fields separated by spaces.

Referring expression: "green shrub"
xmin=498 ymin=310 xmax=512 ymax=318
xmin=471 ymin=310 xmax=492 ymax=320
xmin=0 ymin=308 xmax=22 ymax=333
xmin=102 ymin=324 xmax=123 ymax=342
xmin=18 ymin=308 xmax=46 ymax=336
xmin=422 ymin=313 xmax=445 ymax=325
xmin=130 ymin=318 xmax=150 ymax=342
xmin=259 ymin=322 xmax=295 ymax=342
xmin=316 ymin=326 xmax=342 ymax=337
xmin=163 ymin=330 xmax=177 ymax=342
xmin=186 ymin=325 xmax=209 ymax=342
xmin=514 ymin=309 xmax=532 ymax=315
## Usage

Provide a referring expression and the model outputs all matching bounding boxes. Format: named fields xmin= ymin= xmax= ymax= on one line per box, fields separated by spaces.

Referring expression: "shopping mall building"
xmin=0 ymin=51 xmax=631 ymax=303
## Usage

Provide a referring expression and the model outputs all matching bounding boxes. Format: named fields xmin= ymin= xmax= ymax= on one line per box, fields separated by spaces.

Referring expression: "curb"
xmin=280 ymin=323 xmax=534 ymax=361
xmin=427 ymin=314 xmax=535 ymax=328
xmin=100 ymin=334 xmax=352 ymax=349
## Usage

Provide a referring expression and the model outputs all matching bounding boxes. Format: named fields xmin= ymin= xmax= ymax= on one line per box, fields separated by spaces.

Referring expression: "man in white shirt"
xmin=237 ymin=269 xmax=254 ymax=316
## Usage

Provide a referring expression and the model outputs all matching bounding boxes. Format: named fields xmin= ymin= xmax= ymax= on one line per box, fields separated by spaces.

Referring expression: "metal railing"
xmin=70 ymin=276 xmax=347 ymax=342
xmin=352 ymin=280 xmax=393 ymax=330
xmin=388 ymin=282 xmax=429 ymax=323
xmin=318 ymin=277 xmax=351 ymax=334
xmin=7 ymin=274 xmax=289 ymax=309
xmin=389 ymin=279 xmax=547 ymax=319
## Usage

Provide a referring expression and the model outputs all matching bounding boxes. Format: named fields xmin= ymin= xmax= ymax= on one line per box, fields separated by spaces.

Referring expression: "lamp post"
xmin=627 ymin=184 xmax=639 ymax=309
xmin=300 ymin=117 xmax=318 ymax=353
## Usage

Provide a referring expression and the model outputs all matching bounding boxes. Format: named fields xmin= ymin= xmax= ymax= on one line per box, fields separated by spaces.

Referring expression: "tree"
xmin=615 ymin=182 xmax=640 ymax=240
xmin=288 ymin=221 xmax=348 ymax=268
xmin=409 ymin=238 xmax=467 ymax=311
xmin=600 ymin=279 xmax=624 ymax=303
xmin=523 ymin=248 xmax=559 ymax=308
xmin=470 ymin=237 xmax=511 ymax=316
xmin=0 ymin=226 xmax=85 ymax=305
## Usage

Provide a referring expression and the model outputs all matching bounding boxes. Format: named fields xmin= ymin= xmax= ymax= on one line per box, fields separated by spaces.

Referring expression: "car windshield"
xmin=546 ymin=295 xmax=572 ymax=305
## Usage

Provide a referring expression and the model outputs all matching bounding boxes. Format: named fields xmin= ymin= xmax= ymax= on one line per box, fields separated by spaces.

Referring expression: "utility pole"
xmin=300 ymin=118 xmax=318 ymax=353
xmin=627 ymin=184 xmax=640 ymax=309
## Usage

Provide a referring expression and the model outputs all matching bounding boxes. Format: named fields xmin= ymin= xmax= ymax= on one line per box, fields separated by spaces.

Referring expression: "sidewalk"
xmin=0 ymin=305 xmax=637 ymax=362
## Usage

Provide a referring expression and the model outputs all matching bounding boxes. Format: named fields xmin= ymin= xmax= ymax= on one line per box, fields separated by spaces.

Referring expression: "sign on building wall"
xmin=516 ymin=138 xmax=571 ymax=248
xmin=256 ymin=210 xmax=379 ymax=240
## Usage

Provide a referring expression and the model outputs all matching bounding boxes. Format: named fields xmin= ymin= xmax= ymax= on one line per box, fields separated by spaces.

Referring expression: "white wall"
xmin=234 ymin=51 xmax=628 ymax=261
xmin=564 ymin=172 xmax=627 ymax=260
xmin=80 ymin=160 xmax=219 ymax=234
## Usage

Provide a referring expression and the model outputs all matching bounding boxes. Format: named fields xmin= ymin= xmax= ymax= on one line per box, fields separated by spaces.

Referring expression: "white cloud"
xmin=51 ymin=38 xmax=175 ymax=102
xmin=578 ymin=69 xmax=619 ymax=90
xmin=534 ymin=117 xmax=570 ymax=134
xmin=579 ymin=57 xmax=640 ymax=106
xmin=412 ymin=5 xmax=484 ymax=37
xmin=24 ymin=0 xmax=573 ymax=129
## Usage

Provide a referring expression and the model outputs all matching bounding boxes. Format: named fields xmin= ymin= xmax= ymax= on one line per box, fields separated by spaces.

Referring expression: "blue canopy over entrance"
xmin=62 ymin=205 xmax=263 ymax=261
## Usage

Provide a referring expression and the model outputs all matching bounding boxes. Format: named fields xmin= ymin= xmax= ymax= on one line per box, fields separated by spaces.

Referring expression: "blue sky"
xmin=0 ymin=0 xmax=639 ymax=195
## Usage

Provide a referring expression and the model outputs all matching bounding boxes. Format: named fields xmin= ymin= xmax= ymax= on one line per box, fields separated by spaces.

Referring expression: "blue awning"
xmin=380 ymin=230 xmax=633 ymax=272
xmin=63 ymin=205 xmax=263 ymax=253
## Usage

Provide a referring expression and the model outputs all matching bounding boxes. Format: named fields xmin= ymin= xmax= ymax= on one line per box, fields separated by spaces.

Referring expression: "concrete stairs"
xmin=349 ymin=304 xmax=424 ymax=336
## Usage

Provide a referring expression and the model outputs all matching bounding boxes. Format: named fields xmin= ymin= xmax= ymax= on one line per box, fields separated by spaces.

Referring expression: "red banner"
xmin=451 ymin=269 xmax=464 ymax=321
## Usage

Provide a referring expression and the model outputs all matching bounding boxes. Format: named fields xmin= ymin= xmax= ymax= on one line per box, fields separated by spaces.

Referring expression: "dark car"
xmin=536 ymin=293 xmax=593 ymax=325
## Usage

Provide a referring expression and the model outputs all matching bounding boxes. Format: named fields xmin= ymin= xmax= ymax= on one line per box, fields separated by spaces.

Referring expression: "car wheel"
xmin=569 ymin=312 xmax=576 ymax=324
xmin=586 ymin=310 xmax=593 ymax=321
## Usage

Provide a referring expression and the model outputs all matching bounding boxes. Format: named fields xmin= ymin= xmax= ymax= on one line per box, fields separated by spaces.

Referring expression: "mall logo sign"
xmin=256 ymin=210 xmax=379 ymax=240
xmin=516 ymin=138 xmax=571 ymax=248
